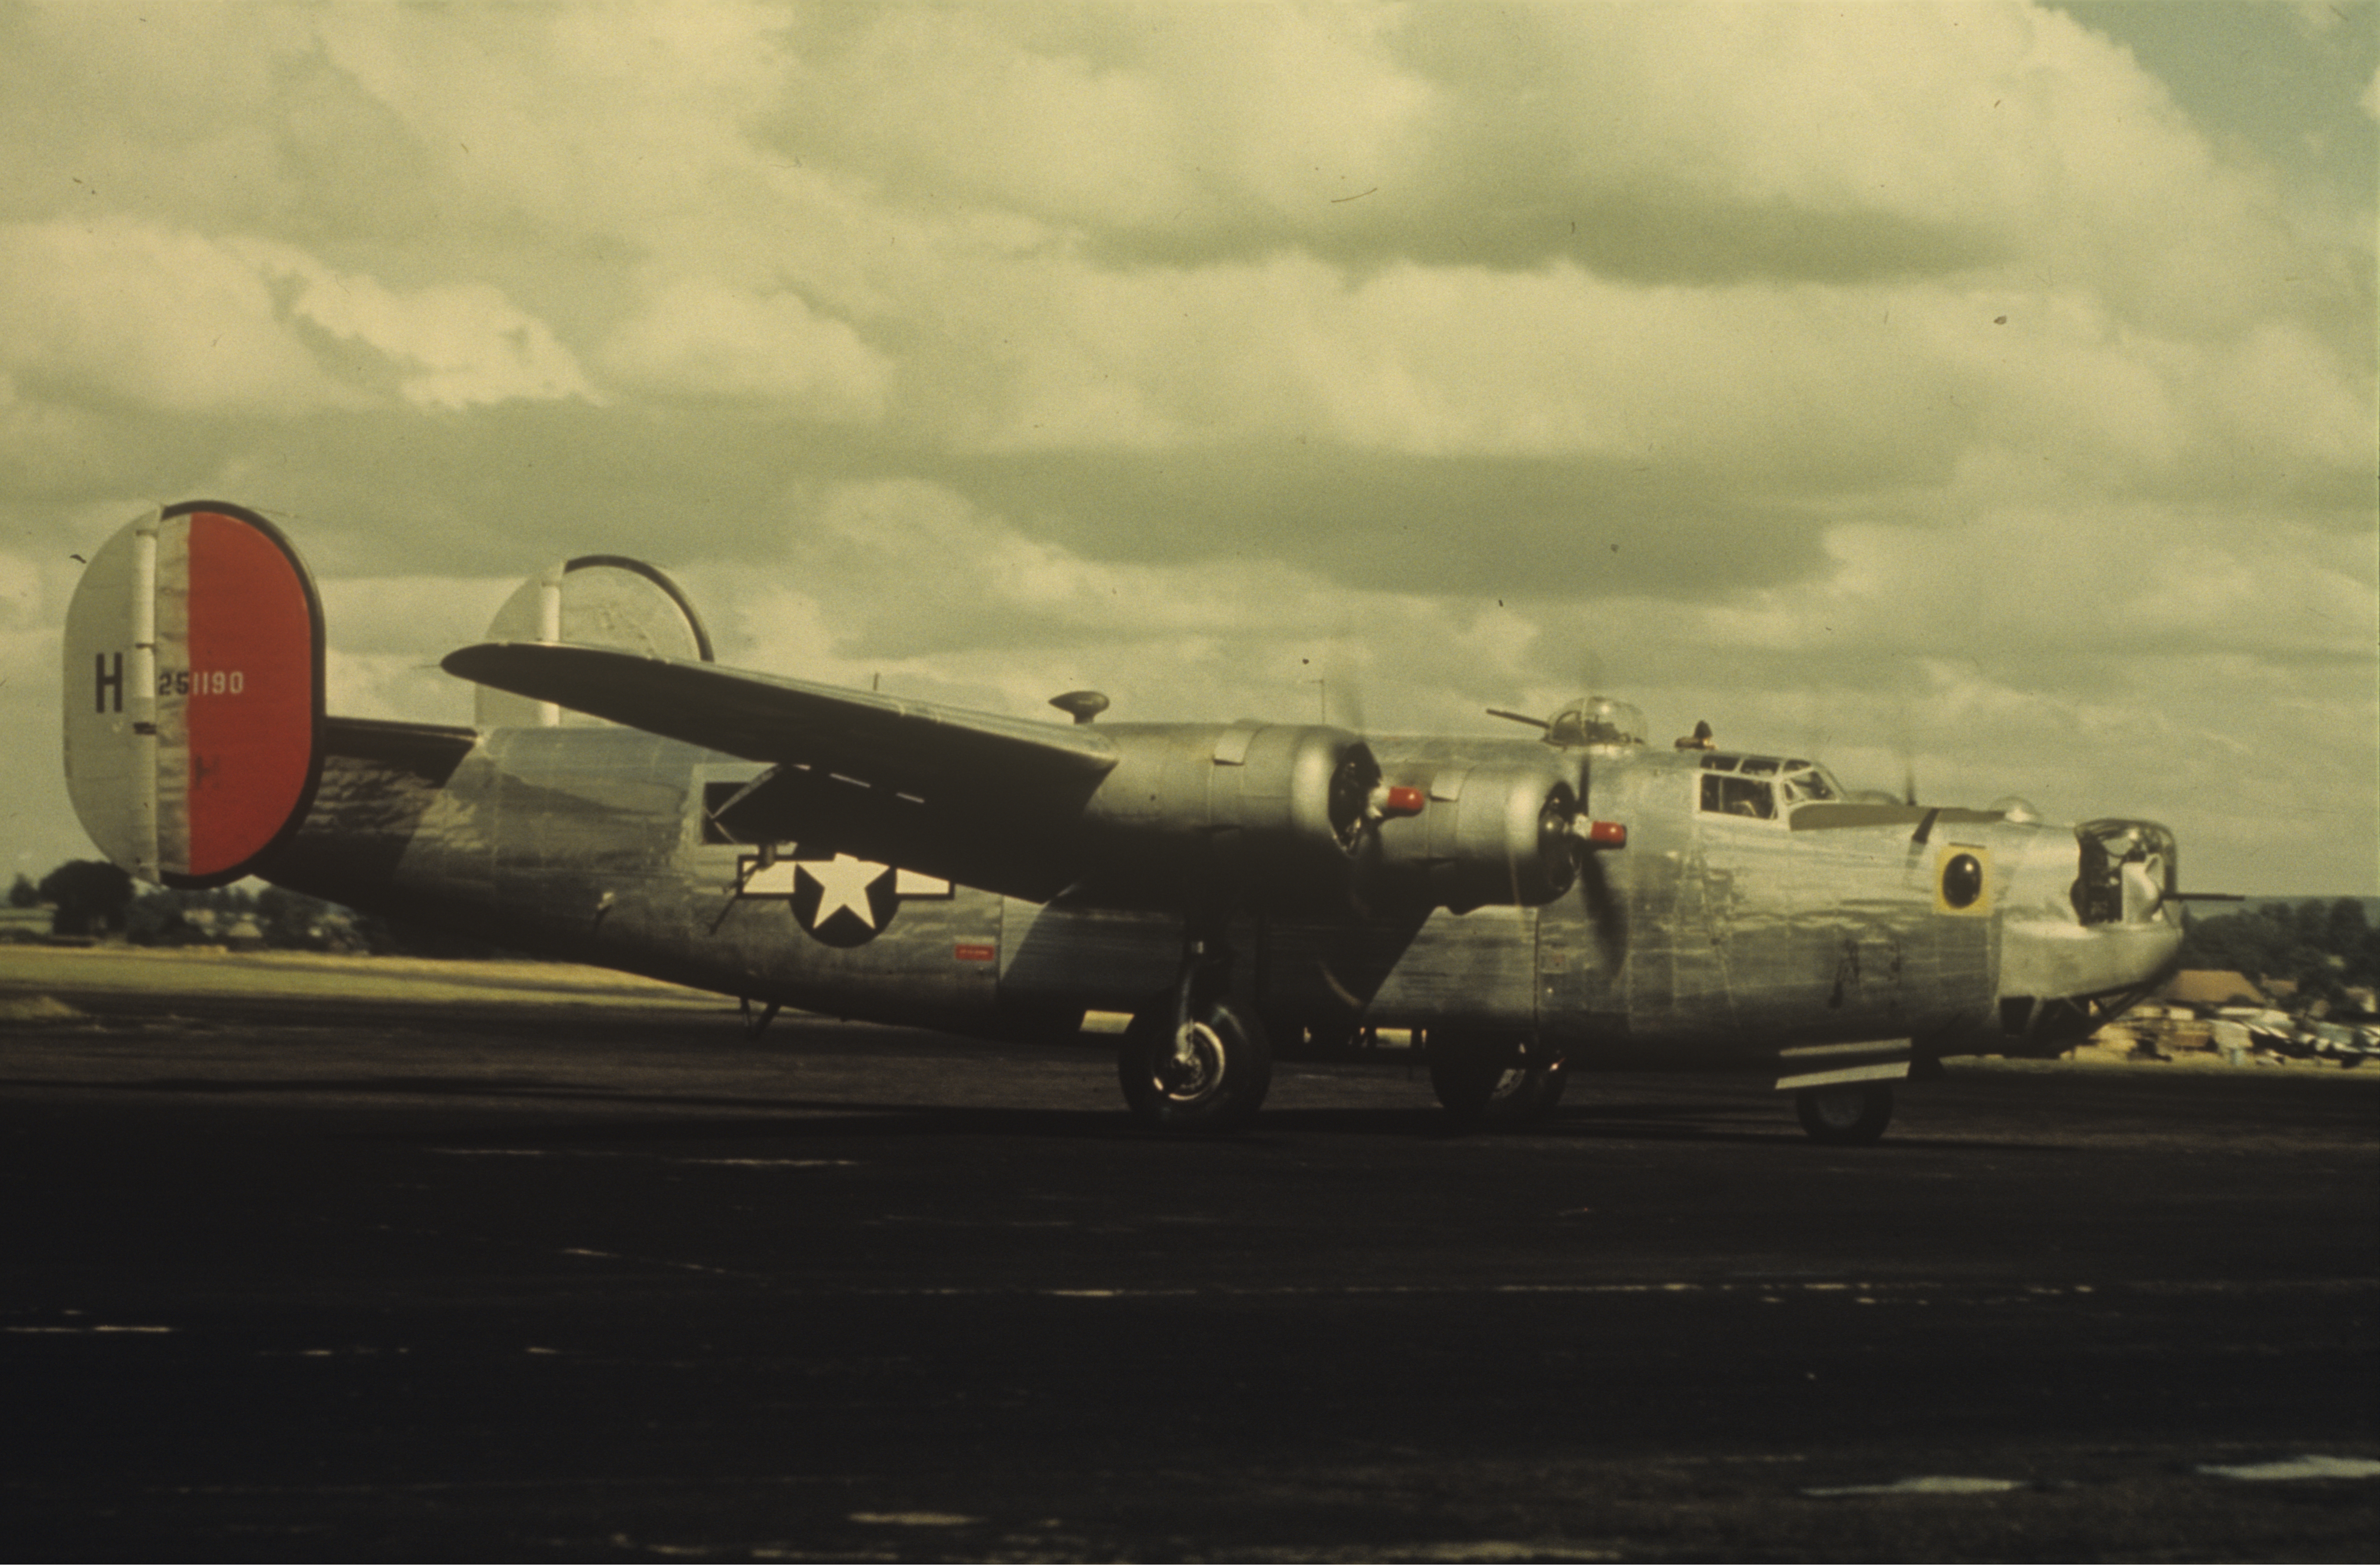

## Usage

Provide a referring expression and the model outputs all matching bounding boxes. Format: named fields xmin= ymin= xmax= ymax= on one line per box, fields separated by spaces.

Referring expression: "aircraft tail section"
xmin=63 ymin=502 xmax=325 ymax=888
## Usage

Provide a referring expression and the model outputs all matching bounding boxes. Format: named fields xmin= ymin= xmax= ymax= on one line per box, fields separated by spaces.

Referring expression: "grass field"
xmin=0 ymin=941 xmax=719 ymax=1021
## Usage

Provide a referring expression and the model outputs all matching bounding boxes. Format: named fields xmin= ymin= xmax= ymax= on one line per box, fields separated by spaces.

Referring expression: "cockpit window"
xmin=1700 ymin=753 xmax=1842 ymax=818
xmin=1701 ymin=773 xmax=1777 ymax=819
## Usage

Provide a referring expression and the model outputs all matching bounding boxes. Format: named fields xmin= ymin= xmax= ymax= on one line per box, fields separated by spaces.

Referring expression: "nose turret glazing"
xmin=1989 ymin=818 xmax=2185 ymax=1056
xmin=2072 ymin=818 xmax=2178 ymax=928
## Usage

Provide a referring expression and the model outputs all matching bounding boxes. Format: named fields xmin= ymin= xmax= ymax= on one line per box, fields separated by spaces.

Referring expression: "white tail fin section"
xmin=472 ymin=554 xmax=713 ymax=729
xmin=63 ymin=502 xmax=324 ymax=887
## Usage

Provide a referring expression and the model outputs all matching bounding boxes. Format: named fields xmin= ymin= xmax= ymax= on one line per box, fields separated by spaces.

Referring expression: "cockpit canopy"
xmin=1697 ymin=752 xmax=1843 ymax=820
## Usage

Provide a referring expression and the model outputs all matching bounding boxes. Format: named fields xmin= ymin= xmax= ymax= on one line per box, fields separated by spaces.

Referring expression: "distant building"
xmin=2161 ymin=971 xmax=2267 ymax=1010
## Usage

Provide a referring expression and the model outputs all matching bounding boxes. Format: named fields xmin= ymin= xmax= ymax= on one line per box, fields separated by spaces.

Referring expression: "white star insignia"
xmin=800 ymin=854 xmax=888 ymax=929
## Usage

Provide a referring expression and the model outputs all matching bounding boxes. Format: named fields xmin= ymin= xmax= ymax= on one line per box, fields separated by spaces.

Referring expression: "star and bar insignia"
xmin=735 ymin=851 xmax=952 ymax=947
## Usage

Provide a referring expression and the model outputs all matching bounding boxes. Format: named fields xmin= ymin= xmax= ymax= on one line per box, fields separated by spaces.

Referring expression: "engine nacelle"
xmin=1073 ymin=722 xmax=1379 ymax=909
xmin=1369 ymin=763 xmax=1580 ymax=912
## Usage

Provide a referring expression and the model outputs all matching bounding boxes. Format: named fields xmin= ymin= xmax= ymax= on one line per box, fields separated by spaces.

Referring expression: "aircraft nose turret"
xmin=2073 ymin=817 xmax=2178 ymax=930
xmin=1992 ymin=817 xmax=2185 ymax=1055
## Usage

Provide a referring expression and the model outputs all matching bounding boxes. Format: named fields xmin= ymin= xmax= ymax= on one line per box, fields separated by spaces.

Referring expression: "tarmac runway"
xmin=2 ymin=955 xmax=2375 ymax=1561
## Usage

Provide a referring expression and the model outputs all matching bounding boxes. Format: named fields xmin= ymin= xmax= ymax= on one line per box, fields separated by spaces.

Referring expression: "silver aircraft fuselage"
xmin=265 ymin=720 xmax=2182 ymax=1073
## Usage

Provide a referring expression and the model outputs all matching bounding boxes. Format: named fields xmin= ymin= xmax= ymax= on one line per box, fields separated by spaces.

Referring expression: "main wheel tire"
xmin=1118 ymin=1000 xmax=1272 ymax=1131
xmin=1429 ymin=1036 xmax=1569 ymax=1127
xmin=1795 ymin=1081 xmax=1895 ymax=1145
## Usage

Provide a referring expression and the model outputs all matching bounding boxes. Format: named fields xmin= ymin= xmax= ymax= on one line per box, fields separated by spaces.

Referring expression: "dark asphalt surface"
xmin=3 ymin=989 xmax=2375 ymax=1561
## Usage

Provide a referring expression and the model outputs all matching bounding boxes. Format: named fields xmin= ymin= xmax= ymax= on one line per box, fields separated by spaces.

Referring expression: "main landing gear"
xmin=1116 ymin=934 xmax=1271 ymax=1132
xmin=1794 ymin=1081 xmax=1895 ymax=1145
xmin=1424 ymin=1030 xmax=1569 ymax=1127
xmin=1117 ymin=997 xmax=1272 ymax=1131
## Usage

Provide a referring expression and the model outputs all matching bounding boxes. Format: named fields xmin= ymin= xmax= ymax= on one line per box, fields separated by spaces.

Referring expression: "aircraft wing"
xmin=441 ymin=641 xmax=1118 ymax=897
xmin=443 ymin=641 xmax=1115 ymax=782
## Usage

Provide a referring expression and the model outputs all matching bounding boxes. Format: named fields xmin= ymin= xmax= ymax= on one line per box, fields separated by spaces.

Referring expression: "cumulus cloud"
xmin=231 ymin=241 xmax=595 ymax=410
xmin=0 ymin=215 xmax=591 ymax=419
xmin=0 ymin=0 xmax=2370 ymax=895
xmin=0 ymin=218 xmax=356 ymax=415
xmin=598 ymin=278 xmax=892 ymax=417
xmin=675 ymin=476 xmax=1560 ymax=742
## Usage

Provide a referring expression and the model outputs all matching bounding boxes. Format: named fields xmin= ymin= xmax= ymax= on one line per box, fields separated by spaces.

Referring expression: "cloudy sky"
xmin=2 ymin=0 xmax=2372 ymax=897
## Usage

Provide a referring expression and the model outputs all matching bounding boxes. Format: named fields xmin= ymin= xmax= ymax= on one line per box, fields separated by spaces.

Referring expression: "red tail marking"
xmin=181 ymin=511 xmax=315 ymax=878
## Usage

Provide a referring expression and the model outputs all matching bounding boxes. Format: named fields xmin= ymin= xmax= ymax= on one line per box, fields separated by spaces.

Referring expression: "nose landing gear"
xmin=1795 ymin=1081 xmax=1895 ymax=1145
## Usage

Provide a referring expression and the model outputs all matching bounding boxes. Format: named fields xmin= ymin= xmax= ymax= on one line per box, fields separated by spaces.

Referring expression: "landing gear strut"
xmin=1116 ymin=934 xmax=1271 ymax=1132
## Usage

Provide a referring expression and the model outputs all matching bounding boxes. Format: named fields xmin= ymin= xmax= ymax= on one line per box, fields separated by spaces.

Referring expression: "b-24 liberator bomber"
xmin=64 ymin=503 xmax=2191 ymax=1142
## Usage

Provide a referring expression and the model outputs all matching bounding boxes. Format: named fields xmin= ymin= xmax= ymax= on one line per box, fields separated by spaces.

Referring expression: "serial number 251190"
xmin=159 ymin=669 xmax=246 ymax=696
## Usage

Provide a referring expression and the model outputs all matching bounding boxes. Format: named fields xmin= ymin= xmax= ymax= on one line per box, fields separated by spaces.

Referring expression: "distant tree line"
xmin=11 ymin=860 xmax=505 ymax=957
xmin=14 ymin=861 xmax=136 ymax=938
xmin=2177 ymin=898 xmax=2379 ymax=1005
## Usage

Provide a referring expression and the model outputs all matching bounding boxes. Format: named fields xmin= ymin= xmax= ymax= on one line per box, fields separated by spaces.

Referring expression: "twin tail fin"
xmin=62 ymin=502 xmax=324 ymax=888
